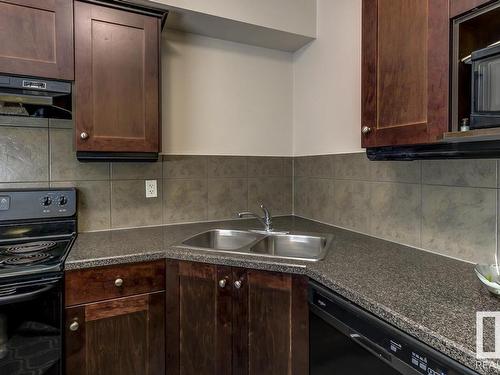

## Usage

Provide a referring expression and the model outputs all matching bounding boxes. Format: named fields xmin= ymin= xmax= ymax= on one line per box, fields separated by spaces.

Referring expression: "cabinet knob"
xmin=69 ymin=321 xmax=79 ymax=332
xmin=114 ymin=278 xmax=124 ymax=287
xmin=361 ymin=126 xmax=372 ymax=135
xmin=80 ymin=131 xmax=89 ymax=140
xmin=234 ymin=280 xmax=242 ymax=289
xmin=218 ymin=279 xmax=227 ymax=288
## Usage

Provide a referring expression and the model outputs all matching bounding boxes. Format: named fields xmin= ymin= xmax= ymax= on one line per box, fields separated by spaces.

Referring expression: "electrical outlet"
xmin=145 ymin=180 xmax=157 ymax=198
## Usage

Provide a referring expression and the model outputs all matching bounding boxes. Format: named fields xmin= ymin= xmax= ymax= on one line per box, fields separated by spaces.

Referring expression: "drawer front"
xmin=65 ymin=260 xmax=165 ymax=306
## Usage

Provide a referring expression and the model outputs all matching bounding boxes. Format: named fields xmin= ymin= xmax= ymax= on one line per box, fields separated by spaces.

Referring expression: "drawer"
xmin=65 ymin=260 xmax=165 ymax=306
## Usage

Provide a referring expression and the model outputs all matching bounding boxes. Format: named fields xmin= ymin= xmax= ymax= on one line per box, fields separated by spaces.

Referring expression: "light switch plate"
xmin=145 ymin=180 xmax=157 ymax=198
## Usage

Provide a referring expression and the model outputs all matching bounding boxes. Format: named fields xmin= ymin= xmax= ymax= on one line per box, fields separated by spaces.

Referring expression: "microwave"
xmin=467 ymin=43 xmax=500 ymax=129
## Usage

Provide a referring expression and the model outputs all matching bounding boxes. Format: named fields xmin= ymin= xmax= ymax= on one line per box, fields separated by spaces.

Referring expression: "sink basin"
xmin=178 ymin=229 xmax=332 ymax=261
xmin=249 ymin=233 xmax=330 ymax=261
xmin=181 ymin=229 xmax=263 ymax=250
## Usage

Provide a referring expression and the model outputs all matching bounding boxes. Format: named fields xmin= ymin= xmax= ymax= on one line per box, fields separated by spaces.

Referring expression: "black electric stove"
xmin=0 ymin=188 xmax=77 ymax=375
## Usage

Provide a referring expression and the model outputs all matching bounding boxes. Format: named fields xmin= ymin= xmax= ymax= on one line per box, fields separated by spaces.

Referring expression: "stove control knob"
xmin=41 ymin=196 xmax=52 ymax=206
xmin=58 ymin=195 xmax=68 ymax=206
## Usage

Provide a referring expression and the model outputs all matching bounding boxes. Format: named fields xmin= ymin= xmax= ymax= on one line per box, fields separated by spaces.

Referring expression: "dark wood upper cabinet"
xmin=65 ymin=261 xmax=165 ymax=375
xmin=74 ymin=1 xmax=160 ymax=154
xmin=361 ymin=0 xmax=449 ymax=148
xmin=165 ymin=260 xmax=308 ymax=375
xmin=450 ymin=0 xmax=494 ymax=18
xmin=0 ymin=0 xmax=74 ymax=80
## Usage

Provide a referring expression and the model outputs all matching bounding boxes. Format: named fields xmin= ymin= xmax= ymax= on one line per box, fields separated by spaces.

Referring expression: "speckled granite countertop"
xmin=66 ymin=216 xmax=500 ymax=374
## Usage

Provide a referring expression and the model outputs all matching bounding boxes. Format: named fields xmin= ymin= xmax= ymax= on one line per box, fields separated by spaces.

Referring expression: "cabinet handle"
xmin=361 ymin=126 xmax=372 ymax=135
xmin=80 ymin=131 xmax=89 ymax=140
xmin=234 ymin=280 xmax=242 ymax=289
xmin=218 ymin=279 xmax=227 ymax=288
xmin=69 ymin=321 xmax=79 ymax=332
xmin=114 ymin=278 xmax=124 ymax=287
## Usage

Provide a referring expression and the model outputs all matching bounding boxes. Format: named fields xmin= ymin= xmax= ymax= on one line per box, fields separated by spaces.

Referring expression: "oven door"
xmin=0 ymin=278 xmax=62 ymax=375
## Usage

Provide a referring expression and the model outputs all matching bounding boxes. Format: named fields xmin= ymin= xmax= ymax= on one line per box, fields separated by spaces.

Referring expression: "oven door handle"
xmin=0 ymin=284 xmax=54 ymax=305
xmin=350 ymin=333 xmax=392 ymax=363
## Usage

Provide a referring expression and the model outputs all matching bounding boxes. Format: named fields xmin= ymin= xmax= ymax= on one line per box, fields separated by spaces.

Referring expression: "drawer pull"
xmin=69 ymin=321 xmax=79 ymax=331
xmin=234 ymin=280 xmax=242 ymax=289
xmin=114 ymin=278 xmax=124 ymax=287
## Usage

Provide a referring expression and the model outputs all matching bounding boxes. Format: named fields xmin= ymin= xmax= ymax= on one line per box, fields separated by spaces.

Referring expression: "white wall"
xmin=293 ymin=0 xmax=362 ymax=156
xmin=143 ymin=0 xmax=317 ymax=37
xmin=161 ymin=30 xmax=294 ymax=156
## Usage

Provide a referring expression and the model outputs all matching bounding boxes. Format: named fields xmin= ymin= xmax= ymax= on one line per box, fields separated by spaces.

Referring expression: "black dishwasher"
xmin=309 ymin=281 xmax=479 ymax=375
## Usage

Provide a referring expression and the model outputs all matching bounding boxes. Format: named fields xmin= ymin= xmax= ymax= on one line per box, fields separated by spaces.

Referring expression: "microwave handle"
xmin=0 ymin=284 xmax=54 ymax=306
xmin=350 ymin=333 xmax=392 ymax=363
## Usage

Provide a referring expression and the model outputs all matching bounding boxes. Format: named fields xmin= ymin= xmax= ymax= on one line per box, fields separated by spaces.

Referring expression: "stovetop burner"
xmin=2 ymin=253 xmax=52 ymax=266
xmin=1 ymin=241 xmax=57 ymax=254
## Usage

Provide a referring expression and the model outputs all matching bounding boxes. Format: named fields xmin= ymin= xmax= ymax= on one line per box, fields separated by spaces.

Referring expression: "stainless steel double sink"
xmin=177 ymin=229 xmax=333 ymax=262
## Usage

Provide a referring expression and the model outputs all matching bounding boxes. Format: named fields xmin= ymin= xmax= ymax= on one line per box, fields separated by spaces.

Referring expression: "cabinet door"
xmin=165 ymin=261 xmax=233 ymax=375
xmin=0 ymin=0 xmax=74 ymax=80
xmin=232 ymin=269 xmax=308 ymax=375
xmin=362 ymin=0 xmax=449 ymax=147
xmin=450 ymin=0 xmax=493 ymax=18
xmin=65 ymin=292 xmax=165 ymax=375
xmin=74 ymin=1 xmax=159 ymax=153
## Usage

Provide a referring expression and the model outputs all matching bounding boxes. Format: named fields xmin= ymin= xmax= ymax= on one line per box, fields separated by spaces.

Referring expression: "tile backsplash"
xmin=1 ymin=116 xmax=497 ymax=264
xmin=0 ymin=117 xmax=292 ymax=232
xmin=294 ymin=153 xmax=499 ymax=264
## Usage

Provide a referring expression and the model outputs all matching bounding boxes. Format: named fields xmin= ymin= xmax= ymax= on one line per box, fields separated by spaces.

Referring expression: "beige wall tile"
xmin=248 ymin=177 xmax=292 ymax=216
xmin=163 ymin=155 xmax=207 ymax=179
xmin=111 ymin=161 xmax=162 ymax=180
xmin=51 ymin=180 xmax=111 ymax=232
xmin=369 ymin=182 xmax=421 ymax=247
xmin=50 ymin=129 xmax=109 ymax=181
xmin=207 ymin=156 xmax=247 ymax=178
xmin=0 ymin=126 xmax=49 ymax=182
xmin=163 ymin=178 xmax=207 ymax=223
xmin=422 ymin=185 xmax=496 ymax=264
xmin=111 ymin=180 xmax=163 ymax=228
xmin=208 ymin=178 xmax=247 ymax=220
xmin=423 ymin=159 xmax=497 ymax=188
xmin=333 ymin=180 xmax=370 ymax=233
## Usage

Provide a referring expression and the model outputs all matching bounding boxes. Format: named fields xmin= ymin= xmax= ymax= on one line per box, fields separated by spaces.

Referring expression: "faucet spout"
xmin=237 ymin=204 xmax=273 ymax=232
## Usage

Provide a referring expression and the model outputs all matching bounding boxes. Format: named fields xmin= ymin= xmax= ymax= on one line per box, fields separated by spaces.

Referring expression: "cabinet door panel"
xmin=232 ymin=269 xmax=308 ymax=375
xmin=362 ymin=0 xmax=449 ymax=147
xmin=0 ymin=0 xmax=73 ymax=80
xmin=450 ymin=0 xmax=493 ymax=18
xmin=65 ymin=293 xmax=165 ymax=375
xmin=74 ymin=1 xmax=159 ymax=153
xmin=165 ymin=260 xmax=232 ymax=375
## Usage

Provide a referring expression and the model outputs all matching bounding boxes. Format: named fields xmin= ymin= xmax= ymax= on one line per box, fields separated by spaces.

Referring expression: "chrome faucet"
xmin=238 ymin=204 xmax=273 ymax=232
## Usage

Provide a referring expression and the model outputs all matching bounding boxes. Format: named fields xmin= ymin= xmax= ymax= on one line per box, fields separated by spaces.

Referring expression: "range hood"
xmin=367 ymin=126 xmax=500 ymax=160
xmin=367 ymin=140 xmax=500 ymax=160
xmin=0 ymin=75 xmax=71 ymax=118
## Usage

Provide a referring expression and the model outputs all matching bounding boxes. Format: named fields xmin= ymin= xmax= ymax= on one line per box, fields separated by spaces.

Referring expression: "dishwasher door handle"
xmin=350 ymin=333 xmax=392 ymax=362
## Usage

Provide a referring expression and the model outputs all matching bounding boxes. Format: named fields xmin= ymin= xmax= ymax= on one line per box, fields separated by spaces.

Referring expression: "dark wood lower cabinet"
xmin=166 ymin=260 xmax=309 ymax=375
xmin=65 ymin=292 xmax=165 ymax=375
xmin=65 ymin=262 xmax=166 ymax=375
